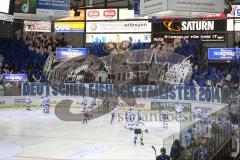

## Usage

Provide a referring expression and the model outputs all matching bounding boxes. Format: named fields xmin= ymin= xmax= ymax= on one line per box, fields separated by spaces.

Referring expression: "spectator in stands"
xmin=170 ymin=139 xmax=183 ymax=160
xmin=156 ymin=148 xmax=170 ymax=160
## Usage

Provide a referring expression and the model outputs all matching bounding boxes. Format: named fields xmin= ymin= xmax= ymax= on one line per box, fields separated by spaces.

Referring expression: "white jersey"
xmin=42 ymin=97 xmax=50 ymax=106
xmin=90 ymin=98 xmax=96 ymax=107
xmin=161 ymin=110 xmax=169 ymax=121
xmin=111 ymin=107 xmax=118 ymax=115
xmin=25 ymin=97 xmax=31 ymax=105
xmin=134 ymin=120 xmax=146 ymax=130
xmin=125 ymin=110 xmax=135 ymax=121
xmin=194 ymin=108 xmax=203 ymax=121
xmin=82 ymin=97 xmax=87 ymax=105
xmin=175 ymin=104 xmax=183 ymax=113
xmin=137 ymin=111 xmax=143 ymax=121
xmin=203 ymin=113 xmax=211 ymax=122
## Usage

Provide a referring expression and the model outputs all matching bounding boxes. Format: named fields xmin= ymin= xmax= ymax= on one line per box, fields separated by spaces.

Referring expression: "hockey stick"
xmin=152 ymin=146 xmax=157 ymax=158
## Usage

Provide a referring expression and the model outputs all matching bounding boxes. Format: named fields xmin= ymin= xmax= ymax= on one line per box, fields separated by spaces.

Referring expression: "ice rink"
xmin=0 ymin=108 xmax=180 ymax=160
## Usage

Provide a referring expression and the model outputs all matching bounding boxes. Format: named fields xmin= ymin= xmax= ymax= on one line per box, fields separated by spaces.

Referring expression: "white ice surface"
xmin=0 ymin=108 xmax=180 ymax=160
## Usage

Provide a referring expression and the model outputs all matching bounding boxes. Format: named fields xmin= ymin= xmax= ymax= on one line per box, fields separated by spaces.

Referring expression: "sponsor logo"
xmin=14 ymin=98 xmax=25 ymax=105
xmin=236 ymin=6 xmax=240 ymax=17
xmin=163 ymin=21 xmax=181 ymax=32
xmin=24 ymin=22 xmax=51 ymax=32
xmin=88 ymin=10 xmax=100 ymax=18
xmin=163 ymin=21 xmax=215 ymax=32
xmin=55 ymin=24 xmax=71 ymax=31
xmin=90 ymin=24 xmax=97 ymax=31
xmin=103 ymin=9 xmax=116 ymax=18
xmin=182 ymin=21 xmax=214 ymax=31
xmin=54 ymin=22 xmax=85 ymax=32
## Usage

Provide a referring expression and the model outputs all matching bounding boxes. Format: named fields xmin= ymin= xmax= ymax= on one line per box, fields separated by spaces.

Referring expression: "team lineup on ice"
xmin=0 ymin=96 xmax=214 ymax=160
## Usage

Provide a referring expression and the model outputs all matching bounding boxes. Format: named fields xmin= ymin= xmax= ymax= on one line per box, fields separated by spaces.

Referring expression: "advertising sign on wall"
xmin=152 ymin=19 xmax=226 ymax=33
xmin=56 ymin=48 xmax=88 ymax=62
xmin=228 ymin=5 xmax=240 ymax=17
xmin=0 ymin=0 xmax=11 ymax=13
xmin=14 ymin=0 xmax=70 ymax=20
xmin=14 ymin=0 xmax=37 ymax=14
xmin=36 ymin=0 xmax=70 ymax=17
xmin=57 ymin=9 xmax=85 ymax=21
xmin=135 ymin=0 xmax=224 ymax=16
xmin=54 ymin=22 xmax=85 ymax=32
xmin=86 ymin=33 xmax=151 ymax=43
xmin=37 ymin=0 xmax=70 ymax=10
xmin=168 ymin=0 xmax=224 ymax=13
xmin=86 ymin=9 xmax=117 ymax=20
xmin=153 ymin=33 xmax=225 ymax=42
xmin=119 ymin=8 xmax=148 ymax=20
xmin=24 ymin=21 xmax=51 ymax=32
xmin=86 ymin=21 xmax=151 ymax=33
xmin=208 ymin=48 xmax=240 ymax=60
xmin=227 ymin=5 xmax=240 ymax=31
xmin=137 ymin=0 xmax=167 ymax=16
xmin=2 ymin=74 xmax=28 ymax=82
xmin=0 ymin=12 xmax=13 ymax=22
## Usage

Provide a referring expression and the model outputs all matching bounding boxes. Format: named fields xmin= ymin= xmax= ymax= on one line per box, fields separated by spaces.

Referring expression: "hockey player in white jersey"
xmin=82 ymin=96 xmax=87 ymax=110
xmin=161 ymin=108 xmax=169 ymax=129
xmin=125 ymin=108 xmax=136 ymax=129
xmin=89 ymin=97 xmax=96 ymax=118
xmin=25 ymin=96 xmax=31 ymax=111
xmin=175 ymin=103 xmax=184 ymax=120
xmin=133 ymin=119 xmax=148 ymax=145
xmin=82 ymin=107 xmax=90 ymax=124
xmin=110 ymin=106 xmax=118 ymax=124
xmin=194 ymin=107 xmax=203 ymax=122
xmin=42 ymin=96 xmax=50 ymax=114
xmin=125 ymin=108 xmax=135 ymax=122
xmin=203 ymin=111 xmax=212 ymax=132
xmin=137 ymin=110 xmax=143 ymax=121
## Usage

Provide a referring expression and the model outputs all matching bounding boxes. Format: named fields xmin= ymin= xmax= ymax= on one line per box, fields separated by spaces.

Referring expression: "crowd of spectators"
xmin=0 ymin=30 xmax=64 ymax=82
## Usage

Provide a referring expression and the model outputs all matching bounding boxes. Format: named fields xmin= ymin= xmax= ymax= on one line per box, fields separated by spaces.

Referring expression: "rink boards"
xmin=0 ymin=96 xmax=227 ymax=114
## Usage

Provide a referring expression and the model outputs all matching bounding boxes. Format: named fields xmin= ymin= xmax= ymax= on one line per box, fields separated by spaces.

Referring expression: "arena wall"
xmin=0 ymin=96 xmax=227 ymax=114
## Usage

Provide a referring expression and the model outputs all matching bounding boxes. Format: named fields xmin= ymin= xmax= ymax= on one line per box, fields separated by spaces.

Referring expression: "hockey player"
xmin=137 ymin=110 xmax=143 ymax=121
xmin=89 ymin=97 xmax=96 ymax=118
xmin=194 ymin=107 xmax=203 ymax=122
xmin=25 ymin=96 xmax=31 ymax=111
xmin=175 ymin=103 xmax=184 ymax=120
xmin=203 ymin=111 xmax=212 ymax=132
xmin=125 ymin=108 xmax=135 ymax=122
xmin=161 ymin=108 xmax=169 ymax=129
xmin=82 ymin=107 xmax=90 ymax=124
xmin=125 ymin=108 xmax=136 ymax=129
xmin=42 ymin=96 xmax=50 ymax=114
xmin=133 ymin=119 xmax=148 ymax=145
xmin=110 ymin=106 xmax=118 ymax=124
xmin=82 ymin=96 xmax=87 ymax=110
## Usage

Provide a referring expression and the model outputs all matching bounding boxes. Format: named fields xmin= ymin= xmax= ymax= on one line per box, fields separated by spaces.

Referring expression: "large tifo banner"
xmin=56 ymin=48 xmax=89 ymax=62
xmin=208 ymin=48 xmax=240 ymax=60
xmin=21 ymin=83 xmax=222 ymax=103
